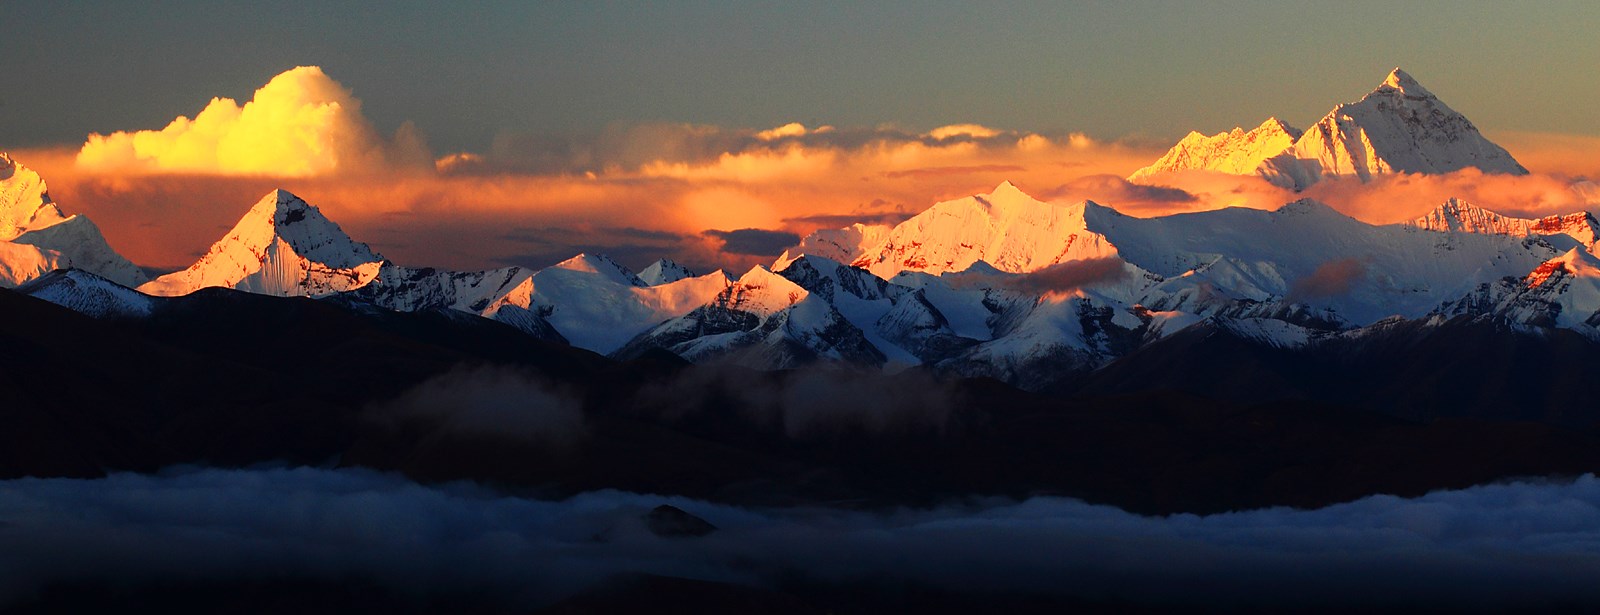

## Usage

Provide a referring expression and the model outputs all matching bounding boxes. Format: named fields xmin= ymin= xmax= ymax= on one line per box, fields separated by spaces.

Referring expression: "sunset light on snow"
xmin=4 ymin=2 xmax=1600 ymax=612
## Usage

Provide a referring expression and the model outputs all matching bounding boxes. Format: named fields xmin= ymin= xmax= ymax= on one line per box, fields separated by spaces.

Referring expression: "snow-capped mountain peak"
xmin=1134 ymin=68 xmax=1526 ymax=189
xmin=550 ymin=253 xmax=647 ymax=287
xmin=16 ymin=269 xmax=155 ymax=318
xmin=775 ymin=222 xmax=895 ymax=269
xmin=1407 ymin=199 xmax=1600 ymax=254
xmin=0 ymin=152 xmax=68 ymax=241
xmin=0 ymin=153 xmax=146 ymax=287
xmin=139 ymin=189 xmax=384 ymax=297
xmin=247 ymin=190 xmax=381 ymax=268
xmin=1526 ymin=248 xmax=1600 ymax=289
xmin=1379 ymin=67 xmax=1432 ymax=98
xmin=849 ymin=182 xmax=1119 ymax=278
xmin=720 ymin=265 xmax=810 ymax=317
xmin=1260 ymin=68 xmax=1528 ymax=188
xmin=638 ymin=258 xmax=695 ymax=285
xmin=1128 ymin=117 xmax=1302 ymax=180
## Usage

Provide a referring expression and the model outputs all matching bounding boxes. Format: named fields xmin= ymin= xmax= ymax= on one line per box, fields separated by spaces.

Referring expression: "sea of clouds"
xmin=2 ymin=468 xmax=1599 ymax=609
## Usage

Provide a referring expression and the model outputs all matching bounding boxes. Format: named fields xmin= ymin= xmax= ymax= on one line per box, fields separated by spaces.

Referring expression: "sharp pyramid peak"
xmin=248 ymin=189 xmax=315 ymax=216
xmin=551 ymin=252 xmax=645 ymax=286
xmin=1255 ymin=116 xmax=1301 ymax=137
xmin=233 ymin=189 xmax=380 ymax=266
xmin=983 ymin=180 xmax=1043 ymax=205
xmin=1274 ymin=198 xmax=1347 ymax=218
xmin=991 ymin=180 xmax=1024 ymax=195
xmin=1376 ymin=67 xmax=1434 ymax=98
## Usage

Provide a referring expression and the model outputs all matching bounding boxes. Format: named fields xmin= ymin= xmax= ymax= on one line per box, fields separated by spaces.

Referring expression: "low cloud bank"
xmin=367 ymin=365 xmax=587 ymax=447
xmin=1287 ymin=258 xmax=1370 ymax=302
xmin=2 ymin=469 xmax=1599 ymax=610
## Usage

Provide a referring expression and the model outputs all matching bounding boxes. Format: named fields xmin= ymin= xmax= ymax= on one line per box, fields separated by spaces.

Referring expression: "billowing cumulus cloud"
xmin=20 ymin=68 xmax=1600 ymax=277
xmin=2 ymin=469 xmax=1600 ymax=610
xmin=74 ymin=66 xmax=430 ymax=177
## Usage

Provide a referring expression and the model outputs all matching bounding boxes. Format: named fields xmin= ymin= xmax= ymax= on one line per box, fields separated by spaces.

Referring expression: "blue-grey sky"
xmin=3 ymin=1 xmax=1597 ymax=153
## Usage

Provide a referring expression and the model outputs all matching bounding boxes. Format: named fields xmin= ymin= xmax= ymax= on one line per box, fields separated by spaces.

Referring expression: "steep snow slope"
xmin=17 ymin=269 xmax=156 ymax=318
xmin=849 ymin=182 xmax=1118 ymax=279
xmin=775 ymin=222 xmax=893 ymax=269
xmin=1130 ymin=69 xmax=1526 ymax=190
xmin=12 ymin=216 xmax=148 ymax=287
xmin=0 ymin=153 xmax=146 ymax=287
xmin=1085 ymin=199 xmax=1555 ymax=324
xmin=1260 ymin=69 xmax=1527 ymax=188
xmin=1407 ymin=198 xmax=1599 ymax=254
xmin=616 ymin=265 xmax=884 ymax=368
xmin=1128 ymin=118 xmax=1301 ymax=180
xmin=350 ymin=264 xmax=531 ymax=313
xmin=0 ymin=240 xmax=65 ymax=287
xmin=482 ymin=254 xmax=731 ymax=354
xmin=638 ymin=258 xmax=696 ymax=285
xmin=140 ymin=190 xmax=384 ymax=297
xmin=775 ymin=255 xmax=927 ymax=366
xmin=853 ymin=181 xmax=1562 ymax=326
xmin=1441 ymin=248 xmax=1600 ymax=334
xmin=0 ymin=153 xmax=66 ymax=238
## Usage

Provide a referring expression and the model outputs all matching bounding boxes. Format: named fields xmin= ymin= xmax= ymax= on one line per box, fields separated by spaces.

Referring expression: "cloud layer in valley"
xmin=2 ymin=468 xmax=1600 ymax=610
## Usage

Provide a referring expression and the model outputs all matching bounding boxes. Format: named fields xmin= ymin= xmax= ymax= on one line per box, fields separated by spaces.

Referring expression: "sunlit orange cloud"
xmin=31 ymin=65 xmax=1600 ymax=276
xmin=74 ymin=66 xmax=429 ymax=177
xmin=1136 ymin=168 xmax=1600 ymax=224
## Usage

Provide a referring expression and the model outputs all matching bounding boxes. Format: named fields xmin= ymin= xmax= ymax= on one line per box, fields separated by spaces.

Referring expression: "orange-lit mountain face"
xmin=0 ymin=67 xmax=1593 ymax=372
xmin=1131 ymin=69 xmax=1530 ymax=189
xmin=11 ymin=55 xmax=1600 ymax=614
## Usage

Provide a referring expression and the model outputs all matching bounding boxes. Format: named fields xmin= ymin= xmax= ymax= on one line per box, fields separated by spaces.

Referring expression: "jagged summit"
xmin=246 ymin=190 xmax=381 ymax=268
xmin=0 ymin=152 xmax=67 ymax=240
xmin=638 ymin=258 xmax=695 ymax=286
xmin=0 ymin=153 xmax=146 ymax=287
xmin=549 ymin=253 xmax=646 ymax=287
xmin=1407 ymin=198 xmax=1600 ymax=253
xmin=1379 ymin=67 xmax=1432 ymax=98
xmin=1128 ymin=117 xmax=1302 ymax=180
xmin=775 ymin=222 xmax=894 ymax=270
xmin=1134 ymin=68 xmax=1527 ymax=189
xmin=139 ymin=189 xmax=384 ymax=297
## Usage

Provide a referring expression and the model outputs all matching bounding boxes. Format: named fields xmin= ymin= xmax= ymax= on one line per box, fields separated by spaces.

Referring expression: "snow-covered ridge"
xmin=1128 ymin=117 xmax=1301 ymax=180
xmin=16 ymin=269 xmax=155 ymax=318
xmin=28 ymin=169 xmax=1600 ymax=391
xmin=774 ymin=223 xmax=893 ymax=270
xmin=0 ymin=153 xmax=146 ymax=287
xmin=848 ymin=181 xmax=1119 ymax=279
xmin=1132 ymin=68 xmax=1528 ymax=189
xmin=639 ymin=258 xmax=696 ymax=285
xmin=1406 ymin=198 xmax=1599 ymax=254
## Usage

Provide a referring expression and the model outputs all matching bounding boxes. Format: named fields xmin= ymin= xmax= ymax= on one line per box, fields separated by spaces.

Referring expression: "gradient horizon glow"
xmin=2 ymin=1 xmax=1597 ymax=274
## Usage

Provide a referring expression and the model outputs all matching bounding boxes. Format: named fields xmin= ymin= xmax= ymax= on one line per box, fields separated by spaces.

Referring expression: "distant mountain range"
xmin=3 ymin=68 xmax=1596 ymax=397
xmin=1129 ymin=68 xmax=1528 ymax=188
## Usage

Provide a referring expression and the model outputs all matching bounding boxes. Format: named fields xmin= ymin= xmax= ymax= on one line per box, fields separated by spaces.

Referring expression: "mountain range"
xmin=1129 ymin=68 xmax=1528 ymax=189
xmin=3 ymin=68 xmax=1597 ymax=397
xmin=9 ymin=67 xmax=1600 ymax=611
